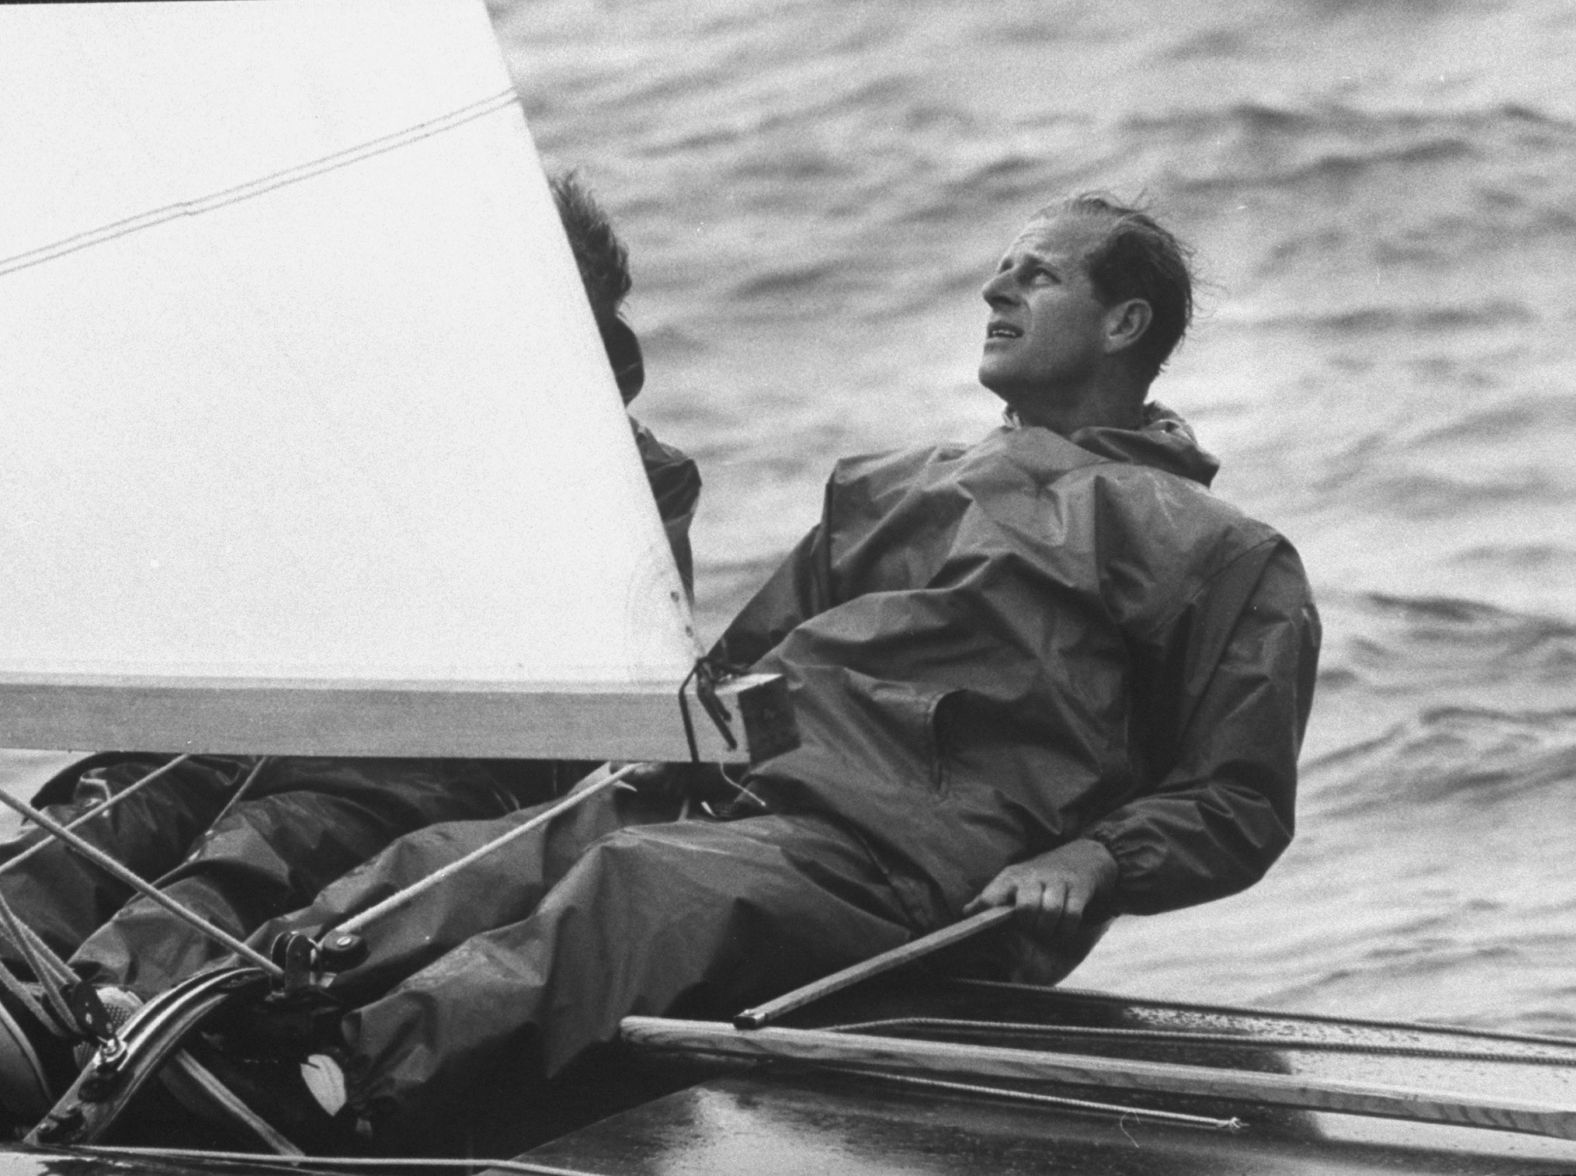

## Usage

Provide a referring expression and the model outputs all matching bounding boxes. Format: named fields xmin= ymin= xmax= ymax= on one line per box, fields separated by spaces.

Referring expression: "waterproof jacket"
xmin=630 ymin=417 xmax=700 ymax=595
xmin=716 ymin=408 xmax=1320 ymax=919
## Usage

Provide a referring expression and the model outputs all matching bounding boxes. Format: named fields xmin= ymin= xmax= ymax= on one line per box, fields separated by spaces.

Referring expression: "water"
xmin=494 ymin=0 xmax=1576 ymax=1034
xmin=7 ymin=0 xmax=1576 ymax=1036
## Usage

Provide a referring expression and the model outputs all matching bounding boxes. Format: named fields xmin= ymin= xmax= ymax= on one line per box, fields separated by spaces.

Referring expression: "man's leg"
xmin=68 ymin=758 xmax=530 ymax=996
xmin=0 ymin=756 xmax=247 ymax=968
xmin=246 ymin=782 xmax=686 ymax=1003
xmin=335 ymin=813 xmax=937 ymax=1149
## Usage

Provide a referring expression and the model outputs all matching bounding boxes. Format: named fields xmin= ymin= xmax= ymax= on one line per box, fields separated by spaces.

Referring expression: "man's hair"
xmin=550 ymin=170 xmax=632 ymax=328
xmin=1043 ymin=193 xmax=1194 ymax=381
xmin=550 ymin=170 xmax=644 ymax=401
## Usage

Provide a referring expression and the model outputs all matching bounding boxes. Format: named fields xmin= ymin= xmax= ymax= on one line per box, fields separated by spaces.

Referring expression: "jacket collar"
xmin=1005 ymin=402 xmax=1220 ymax=488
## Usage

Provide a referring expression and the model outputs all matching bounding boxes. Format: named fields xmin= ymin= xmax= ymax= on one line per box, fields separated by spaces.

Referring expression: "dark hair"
xmin=550 ymin=170 xmax=632 ymax=327
xmin=550 ymin=170 xmax=644 ymax=401
xmin=1042 ymin=193 xmax=1194 ymax=381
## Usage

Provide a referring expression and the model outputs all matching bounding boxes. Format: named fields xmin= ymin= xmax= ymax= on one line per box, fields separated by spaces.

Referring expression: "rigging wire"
xmin=0 ymin=789 xmax=280 ymax=976
xmin=0 ymin=753 xmax=196 ymax=879
xmin=332 ymin=763 xmax=641 ymax=939
xmin=0 ymin=755 xmax=269 ymax=1030
xmin=205 ymin=757 xmax=273 ymax=834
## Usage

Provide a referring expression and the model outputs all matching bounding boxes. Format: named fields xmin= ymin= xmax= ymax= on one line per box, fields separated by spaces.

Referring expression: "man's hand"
xmin=963 ymin=839 xmax=1119 ymax=947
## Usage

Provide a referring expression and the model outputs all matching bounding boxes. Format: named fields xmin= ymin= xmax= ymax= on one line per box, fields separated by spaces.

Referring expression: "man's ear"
xmin=1103 ymin=298 xmax=1152 ymax=356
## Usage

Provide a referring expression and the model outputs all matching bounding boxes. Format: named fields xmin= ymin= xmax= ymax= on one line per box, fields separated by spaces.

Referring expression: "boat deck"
xmin=521 ymin=978 xmax=1576 ymax=1175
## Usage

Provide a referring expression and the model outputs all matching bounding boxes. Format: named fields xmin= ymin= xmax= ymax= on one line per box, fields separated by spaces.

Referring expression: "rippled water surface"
xmin=7 ymin=0 xmax=1576 ymax=1036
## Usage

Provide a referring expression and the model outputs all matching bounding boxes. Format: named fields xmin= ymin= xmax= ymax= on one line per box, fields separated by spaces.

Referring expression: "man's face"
xmin=977 ymin=214 xmax=1113 ymax=406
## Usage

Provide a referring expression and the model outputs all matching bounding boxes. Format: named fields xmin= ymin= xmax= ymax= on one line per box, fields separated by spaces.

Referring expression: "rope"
xmin=0 ymin=907 xmax=69 ymax=1035
xmin=0 ymin=789 xmax=281 ymax=976
xmin=0 ymin=970 xmax=56 ymax=1037
xmin=0 ymin=753 xmax=195 ymax=879
xmin=332 ymin=763 xmax=641 ymax=939
xmin=0 ymin=891 xmax=73 ymax=991
xmin=0 ymin=852 xmax=79 ymax=1030
xmin=0 ymin=893 xmax=76 ymax=1030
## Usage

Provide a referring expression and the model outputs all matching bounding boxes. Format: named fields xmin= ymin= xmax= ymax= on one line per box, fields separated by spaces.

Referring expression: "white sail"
xmin=0 ymin=1 xmax=723 ymax=758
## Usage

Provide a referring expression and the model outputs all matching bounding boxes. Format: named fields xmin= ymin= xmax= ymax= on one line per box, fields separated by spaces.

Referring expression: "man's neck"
xmin=1008 ymin=376 xmax=1147 ymax=437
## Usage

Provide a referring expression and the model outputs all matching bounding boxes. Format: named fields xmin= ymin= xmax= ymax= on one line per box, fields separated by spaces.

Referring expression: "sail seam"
xmin=0 ymin=88 xmax=519 ymax=280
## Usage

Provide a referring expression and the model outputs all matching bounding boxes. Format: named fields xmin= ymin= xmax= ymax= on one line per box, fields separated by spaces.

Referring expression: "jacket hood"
xmin=1065 ymin=401 xmax=1221 ymax=488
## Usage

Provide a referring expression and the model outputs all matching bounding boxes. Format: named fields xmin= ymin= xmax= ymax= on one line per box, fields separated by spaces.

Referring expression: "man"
xmin=133 ymin=193 xmax=1320 ymax=1153
xmin=553 ymin=171 xmax=700 ymax=590
xmin=0 ymin=172 xmax=701 ymax=1115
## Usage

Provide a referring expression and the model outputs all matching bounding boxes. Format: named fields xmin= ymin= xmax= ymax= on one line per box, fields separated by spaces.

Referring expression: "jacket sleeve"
xmin=1080 ymin=539 xmax=1320 ymax=915
xmin=628 ymin=416 xmax=703 ymax=597
xmin=709 ymin=485 xmax=838 ymax=670
xmin=709 ymin=525 xmax=830 ymax=669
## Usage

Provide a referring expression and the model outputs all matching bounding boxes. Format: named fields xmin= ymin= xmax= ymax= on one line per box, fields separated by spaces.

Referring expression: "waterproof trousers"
xmin=0 ymin=755 xmax=248 ymax=969
xmin=0 ymin=755 xmax=533 ymax=996
xmin=245 ymin=780 xmax=690 ymax=1003
xmin=307 ymin=806 xmax=936 ymax=1145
